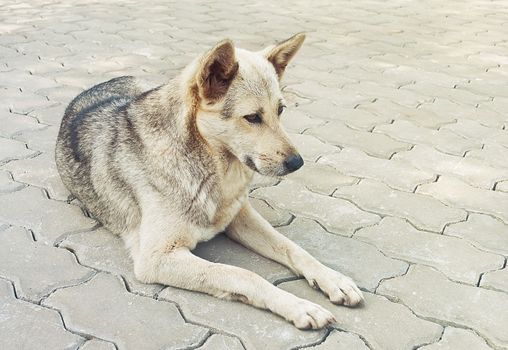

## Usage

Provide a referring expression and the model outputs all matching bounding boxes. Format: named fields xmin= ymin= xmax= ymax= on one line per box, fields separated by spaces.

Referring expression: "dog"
xmin=55 ymin=33 xmax=364 ymax=329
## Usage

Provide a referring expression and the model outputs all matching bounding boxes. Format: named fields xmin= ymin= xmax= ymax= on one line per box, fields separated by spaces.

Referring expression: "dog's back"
xmin=55 ymin=76 xmax=148 ymax=234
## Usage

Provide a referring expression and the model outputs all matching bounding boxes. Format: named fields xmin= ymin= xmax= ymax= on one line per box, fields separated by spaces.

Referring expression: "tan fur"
xmin=55 ymin=34 xmax=364 ymax=330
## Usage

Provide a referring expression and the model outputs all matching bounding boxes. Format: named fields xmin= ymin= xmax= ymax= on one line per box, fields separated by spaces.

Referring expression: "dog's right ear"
xmin=197 ymin=40 xmax=239 ymax=103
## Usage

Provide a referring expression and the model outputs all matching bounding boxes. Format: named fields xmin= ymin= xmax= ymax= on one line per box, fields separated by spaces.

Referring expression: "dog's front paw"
xmin=285 ymin=298 xmax=336 ymax=329
xmin=310 ymin=270 xmax=364 ymax=307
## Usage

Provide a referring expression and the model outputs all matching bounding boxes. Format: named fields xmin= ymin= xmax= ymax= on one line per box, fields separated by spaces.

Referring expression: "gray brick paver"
xmin=1 ymin=0 xmax=508 ymax=348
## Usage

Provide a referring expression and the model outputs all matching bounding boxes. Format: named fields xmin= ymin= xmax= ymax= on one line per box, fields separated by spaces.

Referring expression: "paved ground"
xmin=1 ymin=0 xmax=508 ymax=349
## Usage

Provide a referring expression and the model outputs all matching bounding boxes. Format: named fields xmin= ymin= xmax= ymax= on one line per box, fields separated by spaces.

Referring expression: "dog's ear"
xmin=263 ymin=33 xmax=305 ymax=79
xmin=197 ymin=40 xmax=239 ymax=102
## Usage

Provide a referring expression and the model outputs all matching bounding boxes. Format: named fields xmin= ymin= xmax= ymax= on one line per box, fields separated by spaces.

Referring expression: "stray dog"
xmin=55 ymin=33 xmax=364 ymax=329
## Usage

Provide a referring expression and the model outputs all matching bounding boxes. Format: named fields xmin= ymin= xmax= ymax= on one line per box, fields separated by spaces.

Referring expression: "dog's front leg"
xmin=132 ymin=228 xmax=336 ymax=329
xmin=226 ymin=201 xmax=364 ymax=307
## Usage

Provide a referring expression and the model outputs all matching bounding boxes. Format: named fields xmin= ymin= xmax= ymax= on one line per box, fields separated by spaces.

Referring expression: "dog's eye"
xmin=278 ymin=105 xmax=286 ymax=116
xmin=244 ymin=113 xmax=262 ymax=124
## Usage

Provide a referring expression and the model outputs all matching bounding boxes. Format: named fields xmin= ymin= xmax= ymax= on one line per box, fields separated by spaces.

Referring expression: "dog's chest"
xmin=193 ymin=161 xmax=252 ymax=242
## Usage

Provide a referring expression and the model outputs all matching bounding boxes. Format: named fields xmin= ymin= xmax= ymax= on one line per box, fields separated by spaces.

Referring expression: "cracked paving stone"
xmin=158 ymin=285 xmax=325 ymax=350
xmin=252 ymin=179 xmax=380 ymax=236
xmin=417 ymin=176 xmax=508 ymax=224
xmin=250 ymin=198 xmax=292 ymax=227
xmin=278 ymin=218 xmax=408 ymax=292
xmin=481 ymin=268 xmax=508 ymax=294
xmin=0 ymin=113 xmax=44 ymax=138
xmin=80 ymin=339 xmax=116 ymax=350
xmin=288 ymin=133 xmax=338 ymax=161
xmin=307 ymin=121 xmax=410 ymax=158
xmin=444 ymin=213 xmax=508 ymax=256
xmin=355 ymin=217 xmax=504 ymax=284
xmin=0 ymin=186 xmax=97 ymax=245
xmin=420 ymin=327 xmax=492 ymax=350
xmin=286 ymin=161 xmax=358 ymax=195
xmin=305 ymin=331 xmax=369 ymax=349
xmin=194 ymin=234 xmax=294 ymax=284
xmin=280 ymin=280 xmax=442 ymax=350
xmin=0 ymin=169 xmax=24 ymax=193
xmin=60 ymin=227 xmax=164 ymax=297
xmin=393 ymin=145 xmax=508 ymax=190
xmin=378 ymin=265 xmax=508 ymax=349
xmin=4 ymin=152 xmax=70 ymax=200
xmin=374 ymin=120 xmax=481 ymax=156
xmin=197 ymin=334 xmax=244 ymax=350
xmin=320 ymin=147 xmax=435 ymax=192
xmin=335 ymin=179 xmax=467 ymax=232
xmin=43 ymin=273 xmax=208 ymax=350
xmin=0 ymin=226 xmax=94 ymax=302
xmin=0 ymin=137 xmax=37 ymax=164
xmin=0 ymin=278 xmax=82 ymax=350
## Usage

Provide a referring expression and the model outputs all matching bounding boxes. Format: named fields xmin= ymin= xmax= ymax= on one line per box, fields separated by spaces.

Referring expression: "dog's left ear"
xmin=263 ymin=33 xmax=306 ymax=79
xmin=197 ymin=40 xmax=239 ymax=102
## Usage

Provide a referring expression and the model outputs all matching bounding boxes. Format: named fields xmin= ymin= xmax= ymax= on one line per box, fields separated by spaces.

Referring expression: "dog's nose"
xmin=284 ymin=154 xmax=304 ymax=172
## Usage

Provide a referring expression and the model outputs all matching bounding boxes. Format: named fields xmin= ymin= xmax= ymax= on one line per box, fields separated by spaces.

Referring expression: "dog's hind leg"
xmin=131 ymin=226 xmax=336 ymax=329
xmin=226 ymin=201 xmax=364 ymax=307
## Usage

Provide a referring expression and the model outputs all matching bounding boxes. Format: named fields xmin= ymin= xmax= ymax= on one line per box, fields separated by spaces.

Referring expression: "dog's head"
xmin=191 ymin=33 xmax=306 ymax=177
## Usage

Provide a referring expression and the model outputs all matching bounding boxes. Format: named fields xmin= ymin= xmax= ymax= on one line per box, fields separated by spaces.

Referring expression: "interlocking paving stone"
xmin=0 ymin=137 xmax=37 ymax=165
xmin=307 ymin=121 xmax=410 ymax=158
xmin=27 ymin=103 xmax=66 ymax=126
xmin=288 ymin=133 xmax=338 ymax=162
xmin=480 ymin=268 xmax=508 ymax=294
xmin=0 ymin=113 xmax=44 ymax=138
xmin=281 ymin=109 xmax=325 ymax=134
xmin=417 ymin=176 xmax=508 ymax=224
xmin=278 ymin=218 xmax=408 ymax=292
xmin=280 ymin=280 xmax=443 ymax=350
xmin=61 ymin=226 xmax=165 ymax=296
xmin=374 ymin=120 xmax=482 ymax=156
xmin=80 ymin=339 xmax=116 ymax=350
xmin=393 ymin=145 xmax=508 ymax=190
xmin=286 ymin=161 xmax=358 ymax=195
xmin=252 ymin=180 xmax=380 ymax=236
xmin=444 ymin=213 xmax=508 ymax=256
xmin=320 ymin=147 xmax=435 ymax=192
xmin=0 ymin=186 xmax=97 ymax=245
xmin=0 ymin=226 xmax=93 ymax=302
xmin=4 ymin=153 xmax=70 ymax=200
xmin=378 ymin=265 xmax=508 ymax=349
xmin=13 ymin=125 xmax=59 ymax=153
xmin=158 ymin=285 xmax=325 ymax=350
xmin=197 ymin=334 xmax=244 ymax=350
xmin=250 ymin=198 xmax=293 ymax=227
xmin=497 ymin=180 xmax=508 ymax=192
xmin=0 ymin=278 xmax=82 ymax=350
xmin=466 ymin=143 xmax=508 ymax=170
xmin=194 ymin=234 xmax=294 ymax=284
xmin=355 ymin=217 xmax=504 ymax=284
xmin=441 ymin=119 xmax=508 ymax=144
xmin=334 ymin=179 xmax=467 ymax=232
xmin=306 ymin=331 xmax=369 ymax=350
xmin=0 ymin=169 xmax=24 ymax=193
xmin=43 ymin=273 xmax=208 ymax=350
xmin=419 ymin=327 xmax=492 ymax=350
